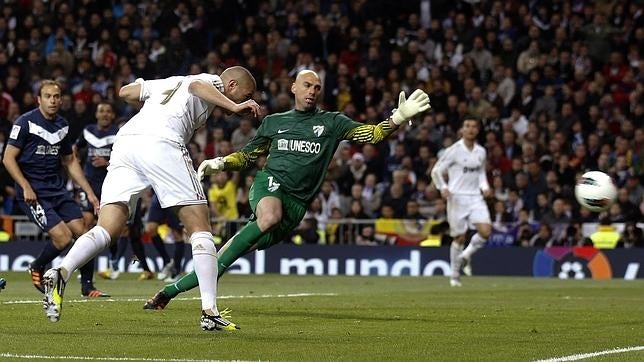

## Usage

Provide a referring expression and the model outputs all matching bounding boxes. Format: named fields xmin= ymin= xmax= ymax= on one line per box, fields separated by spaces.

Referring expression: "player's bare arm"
xmin=118 ymin=80 xmax=145 ymax=106
xmin=2 ymin=144 xmax=36 ymax=204
xmin=188 ymin=79 xmax=261 ymax=118
xmin=61 ymin=153 xmax=100 ymax=214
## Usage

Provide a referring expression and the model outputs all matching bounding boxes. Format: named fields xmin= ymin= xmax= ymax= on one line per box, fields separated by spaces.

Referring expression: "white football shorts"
xmin=101 ymin=135 xmax=206 ymax=215
xmin=446 ymin=194 xmax=491 ymax=237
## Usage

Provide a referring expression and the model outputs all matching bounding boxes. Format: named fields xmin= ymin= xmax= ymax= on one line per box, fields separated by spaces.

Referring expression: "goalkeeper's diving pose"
xmin=144 ymin=69 xmax=431 ymax=310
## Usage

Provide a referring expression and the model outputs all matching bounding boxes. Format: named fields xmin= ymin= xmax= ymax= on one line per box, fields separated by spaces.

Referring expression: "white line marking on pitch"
xmin=535 ymin=345 xmax=644 ymax=361
xmin=0 ymin=353 xmax=241 ymax=361
xmin=1 ymin=292 xmax=338 ymax=305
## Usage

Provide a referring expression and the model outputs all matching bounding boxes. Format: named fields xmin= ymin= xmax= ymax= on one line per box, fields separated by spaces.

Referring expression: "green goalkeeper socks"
xmin=162 ymin=222 xmax=263 ymax=298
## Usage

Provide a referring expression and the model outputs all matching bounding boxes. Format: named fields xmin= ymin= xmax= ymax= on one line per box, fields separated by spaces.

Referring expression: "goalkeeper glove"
xmin=197 ymin=157 xmax=225 ymax=181
xmin=391 ymin=89 xmax=431 ymax=125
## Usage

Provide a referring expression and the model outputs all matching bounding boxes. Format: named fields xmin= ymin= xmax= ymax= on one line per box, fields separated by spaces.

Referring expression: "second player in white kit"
xmin=431 ymin=117 xmax=492 ymax=287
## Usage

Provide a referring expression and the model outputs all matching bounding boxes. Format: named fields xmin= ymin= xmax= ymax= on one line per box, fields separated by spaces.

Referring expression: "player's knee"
xmin=89 ymin=225 xmax=112 ymax=249
xmin=190 ymin=231 xmax=216 ymax=256
xmin=257 ymin=213 xmax=281 ymax=231
xmin=50 ymin=228 xmax=73 ymax=249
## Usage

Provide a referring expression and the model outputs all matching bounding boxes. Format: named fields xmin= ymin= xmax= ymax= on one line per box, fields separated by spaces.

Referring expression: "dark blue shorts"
xmin=147 ymin=195 xmax=182 ymax=230
xmin=18 ymin=193 xmax=83 ymax=232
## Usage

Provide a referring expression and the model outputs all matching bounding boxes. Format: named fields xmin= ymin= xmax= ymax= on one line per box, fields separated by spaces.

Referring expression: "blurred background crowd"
xmin=0 ymin=0 xmax=641 ymax=248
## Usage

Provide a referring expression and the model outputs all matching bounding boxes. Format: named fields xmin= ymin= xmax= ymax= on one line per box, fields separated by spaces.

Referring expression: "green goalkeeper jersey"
xmin=223 ymin=108 xmax=396 ymax=204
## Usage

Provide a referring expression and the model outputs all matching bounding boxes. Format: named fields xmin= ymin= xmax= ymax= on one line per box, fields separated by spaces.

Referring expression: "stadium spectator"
xmin=619 ymin=222 xmax=643 ymax=248
xmin=530 ymin=223 xmax=555 ymax=249
xmin=0 ymin=0 xmax=641 ymax=250
xmin=590 ymin=218 xmax=621 ymax=249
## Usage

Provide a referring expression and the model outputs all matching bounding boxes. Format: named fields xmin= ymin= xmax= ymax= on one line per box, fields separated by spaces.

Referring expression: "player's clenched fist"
xmin=197 ymin=157 xmax=225 ymax=181
xmin=391 ymin=89 xmax=431 ymax=125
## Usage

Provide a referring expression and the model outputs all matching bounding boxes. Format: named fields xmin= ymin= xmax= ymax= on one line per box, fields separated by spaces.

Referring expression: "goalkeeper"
xmin=144 ymin=70 xmax=430 ymax=310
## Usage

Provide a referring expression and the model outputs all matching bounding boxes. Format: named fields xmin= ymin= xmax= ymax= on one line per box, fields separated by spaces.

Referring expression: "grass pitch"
xmin=0 ymin=272 xmax=643 ymax=361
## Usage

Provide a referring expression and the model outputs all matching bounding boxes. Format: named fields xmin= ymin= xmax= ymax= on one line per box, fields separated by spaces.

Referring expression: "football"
xmin=574 ymin=171 xmax=617 ymax=212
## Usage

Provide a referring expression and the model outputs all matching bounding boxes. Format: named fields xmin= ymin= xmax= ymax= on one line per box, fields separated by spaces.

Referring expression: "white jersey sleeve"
xmin=478 ymin=147 xmax=490 ymax=192
xmin=430 ymin=143 xmax=456 ymax=191
xmin=433 ymin=140 xmax=488 ymax=196
xmin=118 ymin=74 xmax=224 ymax=144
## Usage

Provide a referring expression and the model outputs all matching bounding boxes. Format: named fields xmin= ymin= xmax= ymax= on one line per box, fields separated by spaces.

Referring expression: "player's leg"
xmin=125 ymin=199 xmax=154 ymax=279
xmin=146 ymin=196 xmax=172 ymax=278
xmin=164 ymin=228 xmax=184 ymax=282
xmin=17 ymin=198 xmax=68 ymax=292
xmin=56 ymin=205 xmax=128 ymax=281
xmin=69 ymin=223 xmax=111 ymax=297
xmin=97 ymin=227 xmax=121 ymax=280
xmin=458 ymin=197 xmax=492 ymax=276
xmin=106 ymin=234 xmax=128 ymax=279
xmin=162 ymin=181 xmax=284 ymax=299
xmin=150 ymin=228 xmax=253 ymax=307
xmin=41 ymin=203 xmax=128 ymax=321
xmin=176 ymin=203 xmax=238 ymax=330
xmin=58 ymin=196 xmax=110 ymax=297
xmin=447 ymin=196 xmax=468 ymax=287
xmin=167 ymin=210 xmax=186 ymax=281
xmin=147 ymin=193 xmax=306 ymax=310
xmin=450 ymin=235 xmax=465 ymax=287
xmin=148 ymin=221 xmax=171 ymax=266
xmin=460 ymin=223 xmax=492 ymax=273
xmin=129 ymin=232 xmax=154 ymax=277
xmin=42 ymin=154 xmax=148 ymax=321
xmin=38 ymin=221 xmax=73 ymax=286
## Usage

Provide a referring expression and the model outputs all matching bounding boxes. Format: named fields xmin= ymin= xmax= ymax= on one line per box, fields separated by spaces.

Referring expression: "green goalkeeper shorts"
xmin=248 ymin=170 xmax=307 ymax=250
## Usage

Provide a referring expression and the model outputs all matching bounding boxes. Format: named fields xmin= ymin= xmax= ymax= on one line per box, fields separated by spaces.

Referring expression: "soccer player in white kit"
xmin=41 ymin=66 xmax=260 ymax=331
xmin=431 ymin=117 xmax=492 ymax=287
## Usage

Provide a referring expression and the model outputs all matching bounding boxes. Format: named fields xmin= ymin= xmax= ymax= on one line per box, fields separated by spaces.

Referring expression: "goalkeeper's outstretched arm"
xmin=344 ymin=120 xmax=398 ymax=144
xmin=220 ymin=144 xmax=270 ymax=171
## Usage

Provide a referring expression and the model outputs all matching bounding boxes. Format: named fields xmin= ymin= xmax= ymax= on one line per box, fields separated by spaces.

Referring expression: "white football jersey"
xmin=118 ymin=73 xmax=224 ymax=144
xmin=431 ymin=139 xmax=489 ymax=195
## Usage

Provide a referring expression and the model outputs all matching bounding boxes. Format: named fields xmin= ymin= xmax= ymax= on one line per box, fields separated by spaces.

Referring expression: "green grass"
xmin=0 ymin=272 xmax=643 ymax=361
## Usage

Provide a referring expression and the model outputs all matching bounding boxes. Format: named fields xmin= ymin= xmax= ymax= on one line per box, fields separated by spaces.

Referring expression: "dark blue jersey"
xmin=75 ymin=123 xmax=118 ymax=195
xmin=7 ymin=109 xmax=72 ymax=198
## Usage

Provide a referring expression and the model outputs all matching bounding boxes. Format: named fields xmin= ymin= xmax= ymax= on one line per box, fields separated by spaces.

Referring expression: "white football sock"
xmin=450 ymin=241 xmax=464 ymax=278
xmin=190 ymin=231 xmax=219 ymax=315
xmin=60 ymin=225 xmax=111 ymax=282
xmin=461 ymin=233 xmax=486 ymax=260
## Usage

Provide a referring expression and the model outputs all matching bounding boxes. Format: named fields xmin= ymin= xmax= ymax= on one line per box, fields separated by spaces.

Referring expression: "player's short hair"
xmin=97 ymin=101 xmax=115 ymax=110
xmin=38 ymin=79 xmax=62 ymax=96
xmin=461 ymin=115 xmax=480 ymax=127
xmin=221 ymin=66 xmax=257 ymax=90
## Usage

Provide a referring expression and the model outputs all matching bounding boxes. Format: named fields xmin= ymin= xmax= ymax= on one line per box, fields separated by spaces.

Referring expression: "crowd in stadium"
xmin=0 ymin=0 xmax=641 ymax=248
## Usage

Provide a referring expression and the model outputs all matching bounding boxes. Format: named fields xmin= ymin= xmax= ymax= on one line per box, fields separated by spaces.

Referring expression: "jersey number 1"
xmin=267 ymin=176 xmax=280 ymax=192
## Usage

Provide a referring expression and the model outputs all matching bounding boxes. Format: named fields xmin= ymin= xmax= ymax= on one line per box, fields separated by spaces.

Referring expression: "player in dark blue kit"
xmin=75 ymin=102 xmax=154 ymax=281
xmin=74 ymin=102 xmax=119 ymax=229
xmin=2 ymin=80 xmax=109 ymax=297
